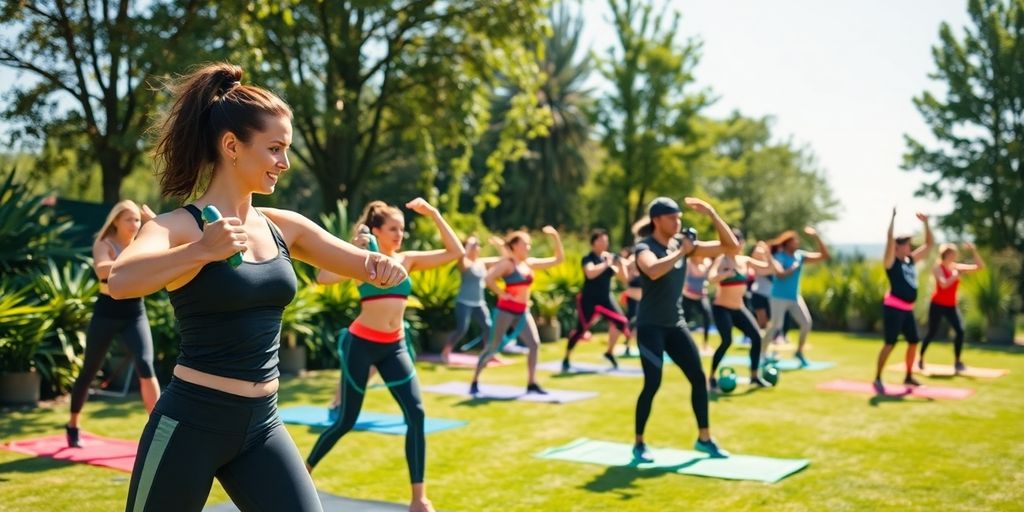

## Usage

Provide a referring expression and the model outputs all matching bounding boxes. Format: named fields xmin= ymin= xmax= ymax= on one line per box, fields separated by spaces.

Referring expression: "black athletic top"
xmin=634 ymin=236 xmax=689 ymax=328
xmin=581 ymin=252 xmax=615 ymax=300
xmin=886 ymin=256 xmax=918 ymax=304
xmin=170 ymin=205 xmax=297 ymax=382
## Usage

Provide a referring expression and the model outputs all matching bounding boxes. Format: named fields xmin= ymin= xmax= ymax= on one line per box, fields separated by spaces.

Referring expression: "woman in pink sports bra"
xmin=918 ymin=242 xmax=984 ymax=373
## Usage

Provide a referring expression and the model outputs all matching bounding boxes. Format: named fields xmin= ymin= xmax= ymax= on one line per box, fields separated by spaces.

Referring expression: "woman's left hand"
xmin=405 ymin=197 xmax=437 ymax=216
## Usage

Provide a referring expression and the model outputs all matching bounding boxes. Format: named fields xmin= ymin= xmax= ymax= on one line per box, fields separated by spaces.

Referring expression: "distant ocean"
xmin=830 ymin=243 xmax=886 ymax=260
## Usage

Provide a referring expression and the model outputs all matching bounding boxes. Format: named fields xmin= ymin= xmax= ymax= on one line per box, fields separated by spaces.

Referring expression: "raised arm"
xmin=707 ymin=255 xmax=728 ymax=284
xmin=636 ymin=241 xmax=690 ymax=281
xmin=802 ymin=226 xmax=830 ymax=263
xmin=399 ymin=198 xmax=465 ymax=272
xmin=933 ymin=263 xmax=958 ymax=288
xmin=527 ymin=226 xmax=565 ymax=270
xmin=883 ymin=207 xmax=897 ymax=269
xmin=108 ymin=209 xmax=245 ymax=299
xmin=485 ymin=259 xmax=514 ymax=297
xmin=263 ymin=208 xmax=406 ymax=288
xmin=910 ymin=212 xmax=933 ymax=262
xmin=686 ymin=197 xmax=740 ymax=260
xmin=956 ymin=242 xmax=985 ymax=273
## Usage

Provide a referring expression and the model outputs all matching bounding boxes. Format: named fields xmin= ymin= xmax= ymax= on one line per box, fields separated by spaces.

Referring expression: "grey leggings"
xmin=444 ymin=302 xmax=492 ymax=352
xmin=475 ymin=309 xmax=540 ymax=376
xmin=766 ymin=296 xmax=812 ymax=357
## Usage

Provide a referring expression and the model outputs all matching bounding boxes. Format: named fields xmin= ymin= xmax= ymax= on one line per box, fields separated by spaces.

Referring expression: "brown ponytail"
xmin=632 ymin=216 xmax=654 ymax=238
xmin=153 ymin=63 xmax=292 ymax=199
xmin=505 ymin=230 xmax=530 ymax=249
xmin=356 ymin=200 xmax=403 ymax=231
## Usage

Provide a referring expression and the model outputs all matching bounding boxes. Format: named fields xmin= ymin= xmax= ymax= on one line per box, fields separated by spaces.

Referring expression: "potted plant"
xmin=409 ymin=265 xmax=460 ymax=353
xmin=532 ymin=290 xmax=565 ymax=343
xmin=0 ymin=285 xmax=51 ymax=405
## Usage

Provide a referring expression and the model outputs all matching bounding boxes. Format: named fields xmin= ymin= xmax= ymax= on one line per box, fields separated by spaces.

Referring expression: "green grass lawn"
xmin=2 ymin=332 xmax=1023 ymax=511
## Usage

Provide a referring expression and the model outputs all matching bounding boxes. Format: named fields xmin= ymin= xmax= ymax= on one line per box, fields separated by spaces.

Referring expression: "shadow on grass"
xmin=583 ymin=462 xmax=694 ymax=500
xmin=868 ymin=393 xmax=935 ymax=407
xmin=0 ymin=454 xmax=74 ymax=480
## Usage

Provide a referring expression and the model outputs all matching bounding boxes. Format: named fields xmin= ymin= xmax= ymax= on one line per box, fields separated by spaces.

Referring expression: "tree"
xmin=596 ymin=0 xmax=710 ymax=243
xmin=698 ymin=113 xmax=839 ymax=242
xmin=232 ymin=1 xmax=550 ymax=217
xmin=490 ymin=1 xmax=595 ymax=230
xmin=904 ymin=0 xmax=1023 ymax=274
xmin=0 ymin=1 xmax=211 ymax=203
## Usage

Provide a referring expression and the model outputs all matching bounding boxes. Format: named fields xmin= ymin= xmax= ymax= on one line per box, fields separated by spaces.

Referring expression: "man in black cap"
xmin=630 ymin=196 xmax=739 ymax=461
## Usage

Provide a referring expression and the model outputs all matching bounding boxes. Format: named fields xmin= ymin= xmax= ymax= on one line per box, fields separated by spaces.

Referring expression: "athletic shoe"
xmin=904 ymin=375 xmax=922 ymax=387
xmin=954 ymin=361 xmax=966 ymax=374
xmin=872 ymin=379 xmax=886 ymax=395
xmin=917 ymin=358 xmax=925 ymax=370
xmin=623 ymin=346 xmax=634 ymax=357
xmin=561 ymin=358 xmax=571 ymax=373
xmin=632 ymin=443 xmax=654 ymax=463
xmin=469 ymin=381 xmax=480 ymax=395
xmin=327 ymin=405 xmax=340 ymax=423
xmin=708 ymin=377 xmax=718 ymax=392
xmin=603 ymin=352 xmax=619 ymax=369
xmin=66 ymin=425 xmax=81 ymax=448
xmin=750 ymin=375 xmax=773 ymax=388
xmin=526 ymin=382 xmax=548 ymax=395
xmin=694 ymin=438 xmax=730 ymax=458
xmin=795 ymin=352 xmax=809 ymax=367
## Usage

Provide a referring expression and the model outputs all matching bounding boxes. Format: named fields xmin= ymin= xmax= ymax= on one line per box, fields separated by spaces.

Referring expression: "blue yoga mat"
xmin=720 ymin=355 xmax=836 ymax=371
xmin=279 ymin=406 xmax=466 ymax=435
xmin=537 ymin=438 xmax=809 ymax=483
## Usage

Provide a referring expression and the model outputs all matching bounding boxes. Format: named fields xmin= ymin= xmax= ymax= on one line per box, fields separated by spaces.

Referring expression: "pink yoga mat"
xmin=817 ymin=379 xmax=975 ymax=400
xmin=1 ymin=432 xmax=138 ymax=473
xmin=417 ymin=353 xmax=510 ymax=368
xmin=886 ymin=363 xmax=1009 ymax=379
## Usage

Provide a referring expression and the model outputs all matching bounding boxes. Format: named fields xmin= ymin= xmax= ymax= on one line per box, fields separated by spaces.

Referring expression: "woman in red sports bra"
xmin=470 ymin=226 xmax=564 ymax=395
xmin=919 ymin=242 xmax=984 ymax=373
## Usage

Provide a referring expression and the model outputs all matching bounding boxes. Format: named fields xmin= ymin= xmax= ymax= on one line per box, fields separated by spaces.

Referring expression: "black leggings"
xmin=711 ymin=304 xmax=762 ymax=373
xmin=920 ymin=303 xmax=965 ymax=360
xmin=126 ymin=378 xmax=321 ymax=512
xmin=567 ymin=293 xmax=629 ymax=353
xmin=635 ymin=324 xmax=709 ymax=434
xmin=71 ymin=297 xmax=155 ymax=413
xmin=307 ymin=332 xmax=425 ymax=483
xmin=444 ymin=302 xmax=492 ymax=352
xmin=682 ymin=296 xmax=713 ymax=341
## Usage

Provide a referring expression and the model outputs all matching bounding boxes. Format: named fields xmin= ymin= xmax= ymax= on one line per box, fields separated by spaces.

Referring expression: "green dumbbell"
xmin=200 ymin=205 xmax=243 ymax=268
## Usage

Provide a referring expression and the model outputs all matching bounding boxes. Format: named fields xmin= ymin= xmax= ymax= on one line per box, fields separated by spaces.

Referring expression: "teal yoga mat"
xmin=280 ymin=406 xmax=466 ymax=435
xmin=537 ymin=438 xmax=809 ymax=483
xmin=720 ymin=354 xmax=836 ymax=371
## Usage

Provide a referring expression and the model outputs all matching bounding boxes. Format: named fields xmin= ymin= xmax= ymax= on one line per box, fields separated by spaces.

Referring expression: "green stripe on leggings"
xmin=132 ymin=415 xmax=179 ymax=512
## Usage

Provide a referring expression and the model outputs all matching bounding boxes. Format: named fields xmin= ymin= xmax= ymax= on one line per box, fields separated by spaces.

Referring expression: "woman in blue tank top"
xmin=107 ymin=63 xmax=408 ymax=512
xmin=308 ymin=199 xmax=463 ymax=512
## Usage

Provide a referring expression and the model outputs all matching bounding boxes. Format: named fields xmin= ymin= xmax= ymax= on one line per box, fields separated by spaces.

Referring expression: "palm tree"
xmin=491 ymin=1 xmax=595 ymax=230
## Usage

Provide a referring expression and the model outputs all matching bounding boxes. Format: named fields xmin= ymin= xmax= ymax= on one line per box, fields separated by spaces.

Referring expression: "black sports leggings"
xmin=711 ymin=304 xmax=762 ymax=373
xmin=567 ymin=293 xmax=630 ymax=352
xmin=306 ymin=332 xmax=425 ymax=483
xmin=635 ymin=324 xmax=709 ymax=434
xmin=682 ymin=296 xmax=713 ymax=341
xmin=71 ymin=297 xmax=155 ymax=413
xmin=126 ymin=378 xmax=321 ymax=512
xmin=920 ymin=303 xmax=965 ymax=360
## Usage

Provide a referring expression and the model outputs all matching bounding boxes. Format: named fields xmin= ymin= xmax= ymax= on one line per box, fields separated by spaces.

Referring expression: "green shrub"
xmin=28 ymin=259 xmax=98 ymax=396
xmin=0 ymin=167 xmax=77 ymax=274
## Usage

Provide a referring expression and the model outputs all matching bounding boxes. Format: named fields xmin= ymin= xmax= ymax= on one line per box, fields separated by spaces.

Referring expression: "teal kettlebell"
xmin=762 ymin=364 xmax=780 ymax=386
xmin=718 ymin=367 xmax=738 ymax=393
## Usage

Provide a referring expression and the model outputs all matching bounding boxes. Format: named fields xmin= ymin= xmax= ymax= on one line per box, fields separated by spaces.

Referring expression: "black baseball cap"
xmin=648 ymin=197 xmax=681 ymax=218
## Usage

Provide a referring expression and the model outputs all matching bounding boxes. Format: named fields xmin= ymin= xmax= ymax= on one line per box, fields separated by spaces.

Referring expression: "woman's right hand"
xmin=352 ymin=224 xmax=371 ymax=249
xmin=198 ymin=217 xmax=247 ymax=262
xmin=365 ymin=253 xmax=408 ymax=287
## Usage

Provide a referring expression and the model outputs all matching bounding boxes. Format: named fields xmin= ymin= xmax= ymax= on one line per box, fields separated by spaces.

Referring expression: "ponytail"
xmin=153 ymin=62 xmax=292 ymax=199
xmin=356 ymin=200 xmax=403 ymax=231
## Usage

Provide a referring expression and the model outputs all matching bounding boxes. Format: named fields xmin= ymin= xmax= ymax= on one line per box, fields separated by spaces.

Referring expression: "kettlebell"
xmin=762 ymin=364 xmax=780 ymax=386
xmin=718 ymin=367 xmax=738 ymax=393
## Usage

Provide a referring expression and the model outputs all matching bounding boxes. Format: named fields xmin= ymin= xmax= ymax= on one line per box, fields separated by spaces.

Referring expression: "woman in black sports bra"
xmin=66 ymin=200 xmax=159 ymax=448
xmin=108 ymin=63 xmax=407 ymax=512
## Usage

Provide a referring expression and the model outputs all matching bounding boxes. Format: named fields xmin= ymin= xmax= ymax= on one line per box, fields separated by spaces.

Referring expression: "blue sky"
xmin=0 ymin=1 xmax=971 ymax=244
xmin=581 ymin=0 xmax=970 ymax=243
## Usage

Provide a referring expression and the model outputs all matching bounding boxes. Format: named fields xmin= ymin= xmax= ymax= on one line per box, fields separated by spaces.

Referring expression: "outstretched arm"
xmin=687 ymin=197 xmax=740 ymax=260
xmin=883 ymin=207 xmax=897 ymax=269
xmin=399 ymin=198 xmax=466 ymax=272
xmin=911 ymin=213 xmax=933 ymax=262
xmin=528 ymin=226 xmax=565 ymax=270
xmin=956 ymin=242 xmax=985 ymax=273
xmin=802 ymin=226 xmax=830 ymax=263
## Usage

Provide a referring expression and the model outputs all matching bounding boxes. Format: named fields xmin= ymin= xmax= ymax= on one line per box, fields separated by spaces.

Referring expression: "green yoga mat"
xmin=537 ymin=438 xmax=809 ymax=483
